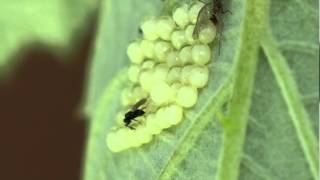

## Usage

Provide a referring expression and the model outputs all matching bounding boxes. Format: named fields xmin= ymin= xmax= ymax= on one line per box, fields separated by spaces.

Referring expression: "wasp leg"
xmin=222 ymin=9 xmax=232 ymax=14
xmin=127 ymin=125 xmax=136 ymax=130
xmin=124 ymin=122 xmax=136 ymax=130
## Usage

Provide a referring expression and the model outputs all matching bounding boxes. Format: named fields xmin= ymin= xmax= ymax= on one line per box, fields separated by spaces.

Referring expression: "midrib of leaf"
xmin=215 ymin=0 xmax=269 ymax=180
xmin=261 ymin=28 xmax=319 ymax=180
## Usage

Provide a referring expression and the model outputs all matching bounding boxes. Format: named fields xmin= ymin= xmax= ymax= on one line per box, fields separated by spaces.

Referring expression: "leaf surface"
xmin=83 ymin=0 xmax=319 ymax=180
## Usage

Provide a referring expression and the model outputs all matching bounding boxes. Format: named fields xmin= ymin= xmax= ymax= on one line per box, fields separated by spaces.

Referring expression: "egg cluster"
xmin=107 ymin=2 xmax=216 ymax=152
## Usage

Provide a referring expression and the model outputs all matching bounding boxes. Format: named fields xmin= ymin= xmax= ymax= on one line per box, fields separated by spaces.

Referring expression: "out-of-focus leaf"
xmin=83 ymin=0 xmax=319 ymax=180
xmin=0 ymin=0 xmax=99 ymax=73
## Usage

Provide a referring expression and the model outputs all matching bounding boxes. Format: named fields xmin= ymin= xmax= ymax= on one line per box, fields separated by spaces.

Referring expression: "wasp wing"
xmin=192 ymin=3 xmax=213 ymax=39
xmin=131 ymin=98 xmax=147 ymax=110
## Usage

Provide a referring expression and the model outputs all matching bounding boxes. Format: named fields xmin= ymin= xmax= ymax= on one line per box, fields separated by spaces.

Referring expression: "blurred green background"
xmin=0 ymin=0 xmax=99 ymax=179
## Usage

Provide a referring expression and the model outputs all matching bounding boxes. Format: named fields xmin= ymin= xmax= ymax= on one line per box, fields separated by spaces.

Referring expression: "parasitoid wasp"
xmin=123 ymin=98 xmax=147 ymax=130
xmin=193 ymin=0 xmax=231 ymax=54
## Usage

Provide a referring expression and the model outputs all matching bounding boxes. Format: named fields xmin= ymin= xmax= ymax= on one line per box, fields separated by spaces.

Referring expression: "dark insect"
xmin=123 ymin=98 xmax=147 ymax=130
xmin=193 ymin=0 xmax=231 ymax=54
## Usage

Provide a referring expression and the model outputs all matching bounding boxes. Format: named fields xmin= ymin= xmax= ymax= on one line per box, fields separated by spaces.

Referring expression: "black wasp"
xmin=123 ymin=98 xmax=147 ymax=130
xmin=193 ymin=0 xmax=231 ymax=54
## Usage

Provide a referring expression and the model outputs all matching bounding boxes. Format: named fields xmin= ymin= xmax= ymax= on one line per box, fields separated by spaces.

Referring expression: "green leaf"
xmin=83 ymin=0 xmax=319 ymax=180
xmin=0 ymin=0 xmax=98 ymax=74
